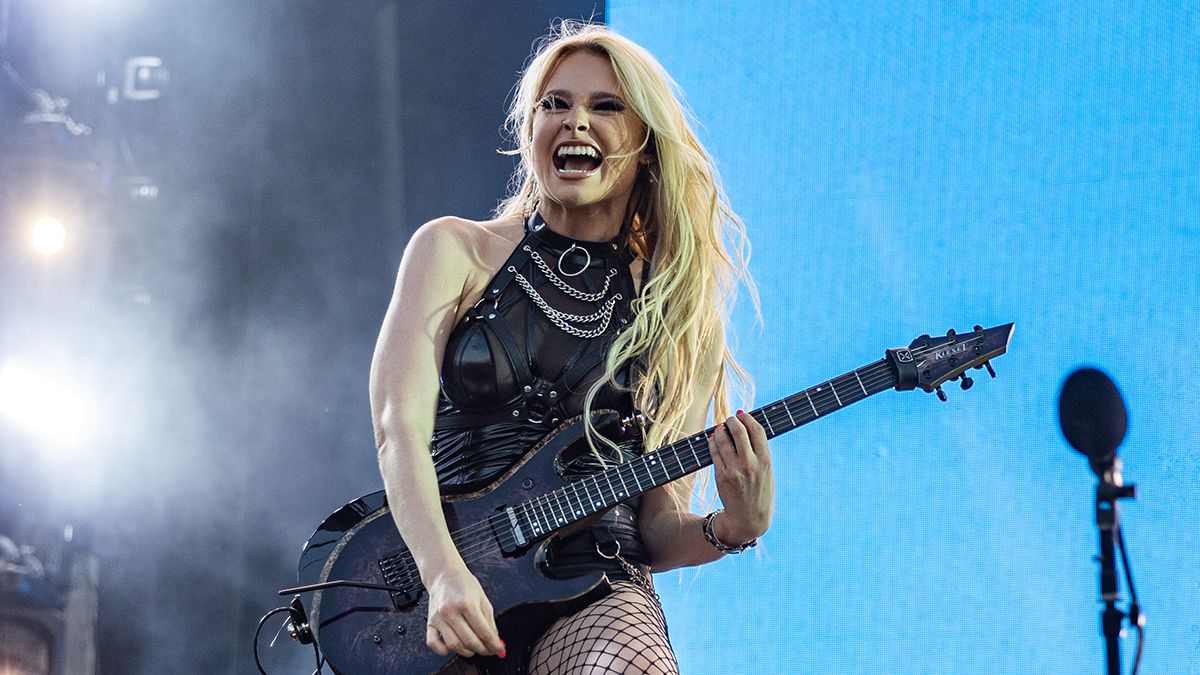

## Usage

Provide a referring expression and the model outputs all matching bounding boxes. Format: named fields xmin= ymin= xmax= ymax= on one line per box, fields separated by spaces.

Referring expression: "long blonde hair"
xmin=497 ymin=21 xmax=756 ymax=464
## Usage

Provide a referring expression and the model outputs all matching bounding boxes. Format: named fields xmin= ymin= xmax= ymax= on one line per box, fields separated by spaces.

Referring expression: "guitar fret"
xmin=761 ymin=410 xmax=775 ymax=436
xmin=573 ymin=480 xmax=588 ymax=511
xmin=814 ymin=385 xmax=833 ymax=414
xmin=576 ymin=478 xmax=590 ymax=511
xmin=614 ymin=467 xmax=630 ymax=499
xmin=688 ymin=436 xmax=702 ymax=468
xmin=828 ymin=379 xmax=843 ymax=407
xmin=642 ymin=456 xmax=653 ymax=484
xmin=648 ymin=455 xmax=665 ymax=484
xmin=550 ymin=492 xmax=567 ymax=525
xmin=522 ymin=505 xmax=537 ymax=537
xmin=783 ymin=401 xmax=797 ymax=427
xmin=854 ymin=370 xmax=869 ymax=396
xmin=588 ymin=475 xmax=606 ymax=509
xmin=521 ymin=503 xmax=536 ymax=536
xmin=629 ymin=463 xmax=645 ymax=492
xmin=807 ymin=391 xmax=819 ymax=417
xmin=524 ymin=503 xmax=543 ymax=536
xmin=672 ymin=448 xmax=687 ymax=478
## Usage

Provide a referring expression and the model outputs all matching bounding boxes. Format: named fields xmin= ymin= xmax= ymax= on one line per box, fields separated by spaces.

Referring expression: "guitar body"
xmin=293 ymin=323 xmax=1015 ymax=675
xmin=301 ymin=413 xmax=626 ymax=675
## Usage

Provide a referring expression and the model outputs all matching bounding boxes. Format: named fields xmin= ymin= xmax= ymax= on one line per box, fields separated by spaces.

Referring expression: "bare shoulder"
xmin=400 ymin=215 xmax=525 ymax=321
xmin=408 ymin=214 xmax=524 ymax=263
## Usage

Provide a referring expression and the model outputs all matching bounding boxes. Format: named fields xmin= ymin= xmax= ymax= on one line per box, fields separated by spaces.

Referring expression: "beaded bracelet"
xmin=702 ymin=509 xmax=757 ymax=554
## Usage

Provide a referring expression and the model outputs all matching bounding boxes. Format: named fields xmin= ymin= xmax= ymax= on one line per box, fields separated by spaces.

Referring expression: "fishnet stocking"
xmin=527 ymin=582 xmax=679 ymax=675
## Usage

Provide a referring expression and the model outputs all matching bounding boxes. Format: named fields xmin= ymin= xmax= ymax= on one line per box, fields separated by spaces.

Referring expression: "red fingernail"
xmin=737 ymin=409 xmax=744 ymax=414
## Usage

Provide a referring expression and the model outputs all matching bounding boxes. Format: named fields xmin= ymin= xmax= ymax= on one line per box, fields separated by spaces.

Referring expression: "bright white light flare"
xmin=0 ymin=362 xmax=91 ymax=445
xmin=30 ymin=217 xmax=67 ymax=256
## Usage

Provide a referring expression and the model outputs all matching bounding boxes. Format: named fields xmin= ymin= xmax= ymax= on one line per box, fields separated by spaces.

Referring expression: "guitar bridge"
xmin=377 ymin=552 xmax=422 ymax=609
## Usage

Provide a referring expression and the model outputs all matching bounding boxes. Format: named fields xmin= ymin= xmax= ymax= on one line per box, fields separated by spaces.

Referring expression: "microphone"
xmin=1058 ymin=367 xmax=1128 ymax=475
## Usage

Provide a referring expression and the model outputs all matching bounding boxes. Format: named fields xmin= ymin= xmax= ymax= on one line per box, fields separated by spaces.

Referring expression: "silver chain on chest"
xmin=529 ymin=248 xmax=617 ymax=301
xmin=507 ymin=245 xmax=623 ymax=340
xmin=510 ymin=266 xmax=622 ymax=339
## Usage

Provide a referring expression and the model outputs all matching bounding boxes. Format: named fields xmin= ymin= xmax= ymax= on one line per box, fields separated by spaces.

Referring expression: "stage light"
xmin=29 ymin=217 xmax=67 ymax=255
xmin=0 ymin=361 xmax=91 ymax=445
xmin=122 ymin=56 xmax=168 ymax=101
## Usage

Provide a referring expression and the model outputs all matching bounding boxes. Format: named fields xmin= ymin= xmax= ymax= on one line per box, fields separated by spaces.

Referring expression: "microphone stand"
xmin=1094 ymin=458 xmax=1136 ymax=675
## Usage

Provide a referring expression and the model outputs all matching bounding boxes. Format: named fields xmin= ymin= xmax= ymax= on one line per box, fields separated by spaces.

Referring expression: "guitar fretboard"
xmin=506 ymin=359 xmax=896 ymax=541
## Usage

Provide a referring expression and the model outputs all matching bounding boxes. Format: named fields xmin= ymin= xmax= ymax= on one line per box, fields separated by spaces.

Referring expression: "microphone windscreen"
xmin=1058 ymin=367 xmax=1127 ymax=464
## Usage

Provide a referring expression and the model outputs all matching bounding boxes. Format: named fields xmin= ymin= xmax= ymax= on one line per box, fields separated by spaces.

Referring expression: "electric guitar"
xmin=286 ymin=323 xmax=1014 ymax=674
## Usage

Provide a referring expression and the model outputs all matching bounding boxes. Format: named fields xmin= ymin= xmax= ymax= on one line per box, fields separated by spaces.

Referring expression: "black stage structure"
xmin=0 ymin=2 xmax=603 ymax=673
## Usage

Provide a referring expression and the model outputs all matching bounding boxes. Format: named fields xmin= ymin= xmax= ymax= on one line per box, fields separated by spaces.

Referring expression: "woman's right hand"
xmin=424 ymin=564 xmax=506 ymax=660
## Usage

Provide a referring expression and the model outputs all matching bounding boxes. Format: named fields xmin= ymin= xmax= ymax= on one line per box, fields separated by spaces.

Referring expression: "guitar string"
xmin=460 ymin=332 xmax=997 ymax=563
xmin=415 ymin=362 xmax=903 ymax=576
xmin=398 ymin=337 xmax=982 ymax=582
xmin=441 ymin=363 xmax=894 ymax=566
xmin=394 ymin=337 xmax=981 ymax=585
xmin=388 ymin=363 xmax=900 ymax=588
xmin=391 ymin=359 xmax=936 ymax=588
xmin=388 ymin=337 xmax=987 ymax=585
xmin=446 ymin=350 xmax=919 ymax=559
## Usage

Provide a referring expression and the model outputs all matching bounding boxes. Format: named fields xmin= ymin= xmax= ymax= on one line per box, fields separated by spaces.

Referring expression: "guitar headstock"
xmin=886 ymin=323 xmax=1014 ymax=400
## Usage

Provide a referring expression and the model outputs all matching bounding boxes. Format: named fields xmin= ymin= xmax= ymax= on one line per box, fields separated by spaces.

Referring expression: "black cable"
xmin=254 ymin=606 xmax=294 ymax=675
xmin=254 ymin=604 xmax=326 ymax=675
xmin=1116 ymin=526 xmax=1144 ymax=675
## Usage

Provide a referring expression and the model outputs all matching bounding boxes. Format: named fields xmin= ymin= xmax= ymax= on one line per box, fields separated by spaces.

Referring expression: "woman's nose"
xmin=562 ymin=106 xmax=589 ymax=132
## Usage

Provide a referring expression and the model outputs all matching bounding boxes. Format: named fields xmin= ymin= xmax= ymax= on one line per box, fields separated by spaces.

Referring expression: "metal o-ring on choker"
xmin=557 ymin=243 xmax=590 ymax=277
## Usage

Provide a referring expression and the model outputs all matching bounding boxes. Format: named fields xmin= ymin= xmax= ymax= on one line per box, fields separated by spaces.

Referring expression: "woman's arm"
xmin=638 ymin=326 xmax=774 ymax=572
xmin=370 ymin=218 xmax=505 ymax=659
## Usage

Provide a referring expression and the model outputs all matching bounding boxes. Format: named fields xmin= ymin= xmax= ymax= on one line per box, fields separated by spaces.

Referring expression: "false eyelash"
xmin=594 ymin=100 xmax=626 ymax=112
xmin=537 ymin=96 xmax=568 ymax=111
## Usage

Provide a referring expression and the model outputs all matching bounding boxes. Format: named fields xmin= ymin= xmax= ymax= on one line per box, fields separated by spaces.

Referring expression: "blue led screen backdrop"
xmin=608 ymin=2 xmax=1200 ymax=674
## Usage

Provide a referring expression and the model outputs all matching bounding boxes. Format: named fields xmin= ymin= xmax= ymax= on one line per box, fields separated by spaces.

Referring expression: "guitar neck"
xmin=506 ymin=359 xmax=896 ymax=541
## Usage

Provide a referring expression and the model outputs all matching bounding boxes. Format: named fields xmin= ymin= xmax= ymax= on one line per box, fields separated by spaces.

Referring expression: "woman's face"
xmin=530 ymin=50 xmax=648 ymax=215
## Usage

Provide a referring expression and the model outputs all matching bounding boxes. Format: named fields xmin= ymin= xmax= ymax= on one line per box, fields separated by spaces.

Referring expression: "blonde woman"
xmin=371 ymin=21 xmax=773 ymax=674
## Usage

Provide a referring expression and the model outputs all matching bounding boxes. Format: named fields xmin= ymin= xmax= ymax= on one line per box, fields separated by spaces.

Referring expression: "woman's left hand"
xmin=708 ymin=410 xmax=774 ymax=546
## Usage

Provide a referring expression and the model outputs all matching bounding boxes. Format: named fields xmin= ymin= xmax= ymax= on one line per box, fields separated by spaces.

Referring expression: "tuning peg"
xmin=935 ymin=386 xmax=947 ymax=402
xmin=984 ymin=361 xmax=996 ymax=378
xmin=959 ymin=374 xmax=974 ymax=390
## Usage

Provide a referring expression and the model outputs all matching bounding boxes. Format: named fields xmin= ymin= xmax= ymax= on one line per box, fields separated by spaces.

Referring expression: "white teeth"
xmin=556 ymin=145 xmax=599 ymax=158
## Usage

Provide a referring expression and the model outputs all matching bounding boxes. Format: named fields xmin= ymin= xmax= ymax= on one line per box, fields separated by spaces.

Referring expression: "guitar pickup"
xmin=492 ymin=506 xmax=528 ymax=555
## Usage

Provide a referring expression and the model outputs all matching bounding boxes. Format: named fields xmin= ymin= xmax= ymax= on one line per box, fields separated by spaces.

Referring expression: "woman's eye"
xmin=538 ymin=96 xmax=568 ymax=111
xmin=594 ymin=100 xmax=626 ymax=112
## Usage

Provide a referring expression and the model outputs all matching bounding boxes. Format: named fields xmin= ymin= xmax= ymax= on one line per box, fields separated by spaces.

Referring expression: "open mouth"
xmin=552 ymin=143 xmax=603 ymax=176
